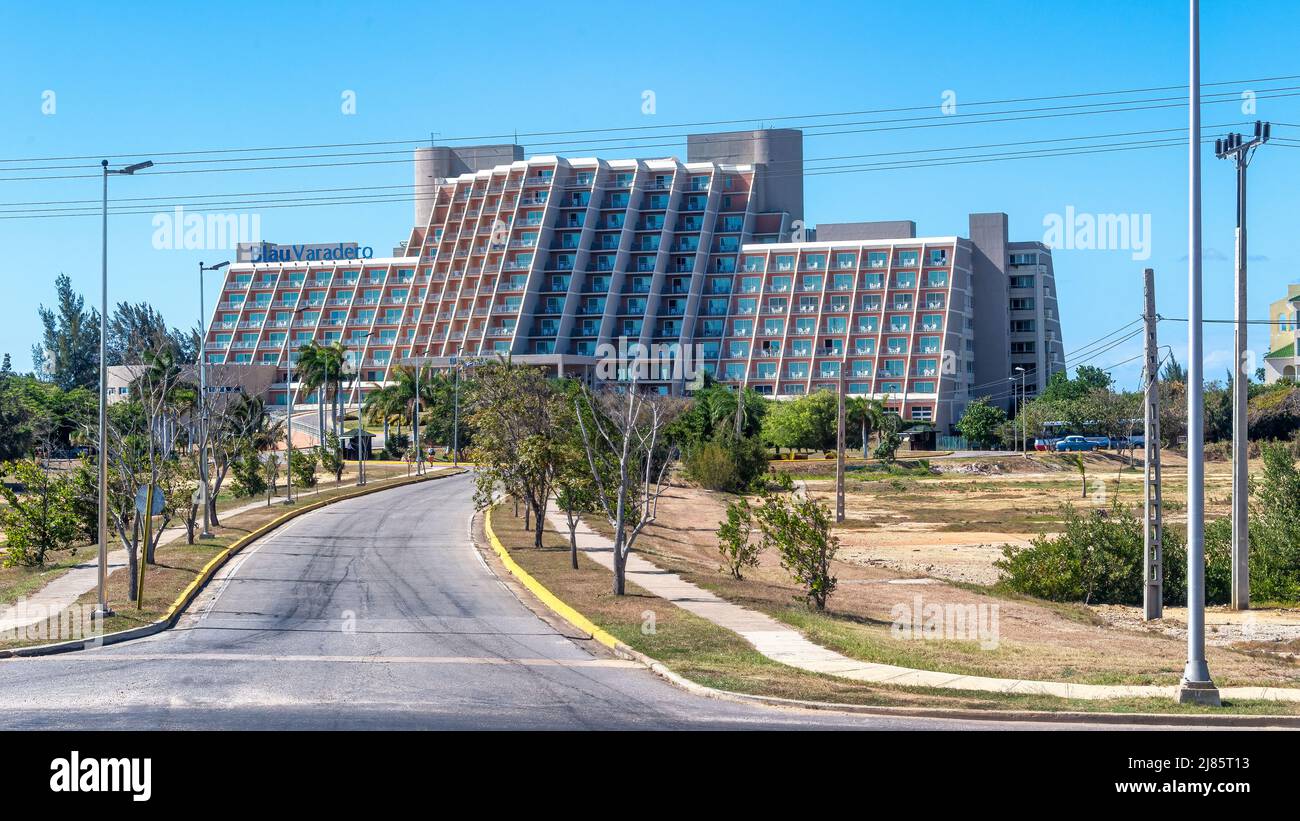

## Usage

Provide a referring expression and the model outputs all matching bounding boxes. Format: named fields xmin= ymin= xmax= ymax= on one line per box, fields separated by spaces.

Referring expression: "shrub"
xmin=0 ymin=459 xmax=81 ymax=567
xmin=228 ymin=449 xmax=267 ymax=498
xmin=756 ymin=490 xmax=839 ymax=610
xmin=994 ymin=501 xmax=1225 ymax=606
xmin=684 ymin=429 xmax=767 ymax=493
xmin=289 ymin=449 xmax=318 ymax=489
xmin=716 ymin=497 xmax=761 ymax=579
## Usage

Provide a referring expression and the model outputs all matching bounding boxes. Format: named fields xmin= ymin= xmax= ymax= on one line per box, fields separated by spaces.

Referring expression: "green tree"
xmin=33 ymin=274 xmax=99 ymax=391
xmin=755 ymin=490 xmax=839 ymax=610
xmin=0 ymin=459 xmax=81 ymax=567
xmin=468 ymin=361 xmax=569 ymax=549
xmin=955 ymin=397 xmax=1008 ymax=450
xmin=318 ymin=430 xmax=345 ymax=484
xmin=716 ymin=497 xmax=761 ymax=580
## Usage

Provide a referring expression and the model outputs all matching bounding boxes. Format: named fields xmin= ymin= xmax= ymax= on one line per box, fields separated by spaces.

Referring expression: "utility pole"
xmin=1215 ymin=120 xmax=1270 ymax=611
xmin=835 ymin=367 xmax=845 ymax=523
xmin=1142 ymin=268 xmax=1164 ymax=621
xmin=1178 ymin=0 xmax=1219 ymax=706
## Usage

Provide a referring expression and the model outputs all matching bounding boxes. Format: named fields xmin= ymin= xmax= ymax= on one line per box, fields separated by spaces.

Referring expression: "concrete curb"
xmin=0 ymin=469 xmax=466 ymax=658
xmin=483 ymin=507 xmax=1300 ymax=728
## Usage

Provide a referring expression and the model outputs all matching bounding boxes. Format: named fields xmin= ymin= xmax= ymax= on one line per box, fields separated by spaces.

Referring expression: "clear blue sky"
xmin=1 ymin=0 xmax=1297 ymax=389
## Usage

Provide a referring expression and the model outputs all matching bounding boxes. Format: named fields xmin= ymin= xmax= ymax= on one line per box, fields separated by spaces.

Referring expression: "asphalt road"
xmin=0 ymin=474 xmax=1180 ymax=730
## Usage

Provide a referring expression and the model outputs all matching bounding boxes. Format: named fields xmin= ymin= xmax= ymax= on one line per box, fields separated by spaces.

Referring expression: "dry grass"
xmin=493 ymin=503 xmax=1300 ymax=716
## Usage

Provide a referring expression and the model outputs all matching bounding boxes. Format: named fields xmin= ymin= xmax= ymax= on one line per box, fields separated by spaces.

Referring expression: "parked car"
xmin=1055 ymin=435 xmax=1098 ymax=452
xmin=1034 ymin=438 xmax=1062 ymax=451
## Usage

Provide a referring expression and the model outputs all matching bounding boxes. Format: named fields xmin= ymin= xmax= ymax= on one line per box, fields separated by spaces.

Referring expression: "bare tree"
xmin=575 ymin=383 xmax=683 ymax=595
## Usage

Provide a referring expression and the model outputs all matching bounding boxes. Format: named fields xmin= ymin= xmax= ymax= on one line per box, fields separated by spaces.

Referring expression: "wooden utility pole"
xmin=836 ymin=366 xmax=846 ymax=522
xmin=1142 ymin=267 xmax=1164 ymax=621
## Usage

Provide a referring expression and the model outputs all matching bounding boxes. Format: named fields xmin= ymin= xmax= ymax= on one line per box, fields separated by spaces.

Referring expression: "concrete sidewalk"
xmin=545 ymin=509 xmax=1300 ymax=703
xmin=0 ymin=496 xmax=277 ymax=634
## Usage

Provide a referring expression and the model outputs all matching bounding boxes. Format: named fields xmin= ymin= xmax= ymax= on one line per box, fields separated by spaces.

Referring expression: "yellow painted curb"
xmin=483 ymin=507 xmax=619 ymax=650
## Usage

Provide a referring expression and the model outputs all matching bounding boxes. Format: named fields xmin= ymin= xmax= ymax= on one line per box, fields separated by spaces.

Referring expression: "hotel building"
xmin=203 ymin=129 xmax=1063 ymax=433
xmin=1263 ymin=284 xmax=1300 ymax=383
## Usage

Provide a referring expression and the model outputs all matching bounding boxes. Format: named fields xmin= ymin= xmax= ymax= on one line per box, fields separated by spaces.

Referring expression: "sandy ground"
xmin=618 ymin=462 xmax=1300 ymax=684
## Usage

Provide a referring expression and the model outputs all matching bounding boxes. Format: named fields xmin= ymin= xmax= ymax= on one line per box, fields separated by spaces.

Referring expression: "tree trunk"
xmin=567 ymin=515 xmax=579 ymax=569
xmin=612 ymin=542 xmax=626 ymax=596
xmin=532 ymin=500 xmax=545 ymax=550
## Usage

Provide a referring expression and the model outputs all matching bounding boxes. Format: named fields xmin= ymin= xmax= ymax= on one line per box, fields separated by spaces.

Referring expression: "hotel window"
xmin=819 ymin=361 xmax=840 ymax=378
xmin=740 ymin=276 xmax=761 ymax=293
xmin=803 ymin=254 xmax=826 ymax=270
xmin=782 ymin=383 xmax=805 ymax=395
xmin=1009 ymin=252 xmax=1038 ymax=266
xmin=919 ymin=336 xmax=942 ymax=354
xmin=929 ymin=249 xmax=949 ymax=265
xmin=1010 ymin=297 xmax=1035 ymax=311
xmin=911 ymin=406 xmax=935 ymax=420
xmin=926 ymin=270 xmax=948 ymax=287
xmin=791 ymin=340 xmax=812 ymax=356
xmin=1010 ymin=274 xmax=1035 ymax=289
xmin=774 ymin=255 xmax=795 ymax=272
xmin=862 ymin=273 xmax=883 ymax=290
xmin=770 ymin=276 xmax=791 ymax=293
xmin=832 ymin=273 xmax=853 ymax=291
xmin=729 ymin=340 xmax=750 ymax=358
xmin=824 ymin=316 xmax=848 ymax=334
xmin=886 ymin=337 xmax=908 ymax=355
xmin=852 ymin=360 xmax=872 ymax=377
xmin=795 ymin=317 xmax=816 ymax=335
xmin=916 ymin=359 xmax=939 ymax=376
xmin=1011 ymin=319 xmax=1037 ymax=333
xmin=724 ymin=363 xmax=745 ymax=380
xmin=733 ymin=319 xmax=753 ymax=336
xmin=890 ymin=317 xmax=911 ymax=332
xmin=880 ymin=381 xmax=902 ymax=394
xmin=921 ymin=314 xmax=944 ymax=331
xmin=854 ymin=339 xmax=876 ymax=355
xmin=897 ymin=251 xmax=919 ymax=266
xmin=801 ymin=275 xmax=822 ymax=292
xmin=835 ymin=252 xmax=857 ymax=269
xmin=867 ymin=251 xmax=887 ymax=268
xmin=857 ymin=316 xmax=879 ymax=333
xmin=787 ymin=362 xmax=809 ymax=378
xmin=848 ymin=382 xmax=870 ymax=393
xmin=742 ymin=255 xmax=765 ymax=272
xmin=755 ymin=362 xmax=777 ymax=379
xmin=894 ymin=271 xmax=916 ymax=289
xmin=736 ymin=298 xmax=757 ymax=315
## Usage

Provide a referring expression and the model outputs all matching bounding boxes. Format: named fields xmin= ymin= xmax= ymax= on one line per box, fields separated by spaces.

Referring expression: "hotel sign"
xmin=237 ymin=241 xmax=375 ymax=263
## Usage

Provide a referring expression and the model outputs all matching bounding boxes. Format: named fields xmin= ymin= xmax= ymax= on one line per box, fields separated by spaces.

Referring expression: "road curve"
xmin=0 ymin=474 xmax=1174 ymax=730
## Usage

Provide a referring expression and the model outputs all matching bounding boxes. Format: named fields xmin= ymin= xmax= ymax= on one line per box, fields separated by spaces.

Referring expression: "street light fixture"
xmin=352 ymin=332 xmax=373 ymax=486
xmin=95 ymin=158 xmax=152 ymax=619
xmin=283 ymin=304 xmax=308 ymax=505
xmin=197 ymin=260 xmax=229 ymax=540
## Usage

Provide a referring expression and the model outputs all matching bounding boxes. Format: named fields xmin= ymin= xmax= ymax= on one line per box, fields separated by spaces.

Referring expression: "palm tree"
xmin=846 ymin=397 xmax=886 ymax=459
xmin=295 ymin=342 xmax=328 ymax=441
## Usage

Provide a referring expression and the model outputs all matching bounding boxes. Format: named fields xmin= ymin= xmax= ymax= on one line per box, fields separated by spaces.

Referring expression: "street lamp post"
xmin=352 ymin=332 xmax=373 ymax=486
xmin=1014 ymin=366 xmax=1026 ymax=454
xmin=1178 ymin=0 xmax=1219 ymax=706
xmin=284 ymin=304 xmax=308 ymax=505
xmin=96 ymin=158 xmax=152 ymax=619
xmin=197 ymin=260 xmax=228 ymax=540
xmin=452 ymin=346 xmax=465 ymax=468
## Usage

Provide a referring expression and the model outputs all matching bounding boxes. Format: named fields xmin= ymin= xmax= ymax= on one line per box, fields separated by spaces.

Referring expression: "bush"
xmin=684 ymin=429 xmax=767 ymax=493
xmin=756 ymin=490 xmax=839 ymax=610
xmin=0 ymin=459 xmax=81 ymax=567
xmin=289 ymin=449 xmax=318 ymax=489
xmin=716 ymin=497 xmax=761 ymax=579
xmin=228 ymin=449 xmax=268 ymax=498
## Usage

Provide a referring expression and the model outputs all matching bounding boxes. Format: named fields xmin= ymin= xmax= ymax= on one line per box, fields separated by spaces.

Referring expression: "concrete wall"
xmin=687 ymin=128 xmax=803 ymax=223
xmin=968 ymin=212 xmax=1011 ymax=410
xmin=413 ymin=143 xmax=524 ymax=227
xmin=813 ymin=220 xmax=917 ymax=241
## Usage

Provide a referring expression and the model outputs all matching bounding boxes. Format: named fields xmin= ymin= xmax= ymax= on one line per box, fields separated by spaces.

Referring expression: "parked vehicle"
xmin=1055 ymin=435 xmax=1098 ymax=452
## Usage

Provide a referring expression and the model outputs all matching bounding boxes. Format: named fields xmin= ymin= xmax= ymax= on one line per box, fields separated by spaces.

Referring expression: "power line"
xmin=3 ymin=72 xmax=1296 ymax=166
xmin=5 ymin=86 xmax=1300 ymax=183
